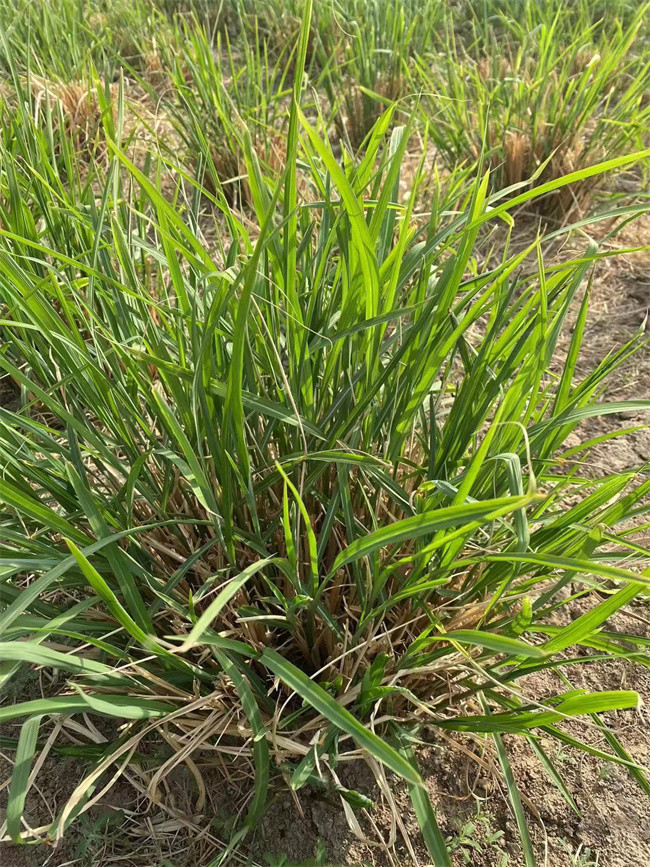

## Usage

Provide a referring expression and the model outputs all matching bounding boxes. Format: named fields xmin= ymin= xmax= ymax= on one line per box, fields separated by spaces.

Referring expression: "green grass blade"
xmin=261 ymin=648 xmax=423 ymax=787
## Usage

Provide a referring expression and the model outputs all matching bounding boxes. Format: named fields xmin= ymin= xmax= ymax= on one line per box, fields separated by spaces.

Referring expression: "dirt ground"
xmin=1 ymin=185 xmax=649 ymax=867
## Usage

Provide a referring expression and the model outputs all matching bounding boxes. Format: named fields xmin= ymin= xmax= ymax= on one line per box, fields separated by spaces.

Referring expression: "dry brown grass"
xmin=29 ymin=75 xmax=119 ymax=160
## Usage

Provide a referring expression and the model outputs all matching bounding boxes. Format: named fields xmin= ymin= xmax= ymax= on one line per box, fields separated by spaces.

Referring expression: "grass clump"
xmin=0 ymin=1 xmax=649 ymax=865
xmin=320 ymin=0 xmax=444 ymax=150
xmin=418 ymin=2 xmax=650 ymax=215
xmin=160 ymin=14 xmax=294 ymax=205
xmin=0 ymin=0 xmax=170 ymax=81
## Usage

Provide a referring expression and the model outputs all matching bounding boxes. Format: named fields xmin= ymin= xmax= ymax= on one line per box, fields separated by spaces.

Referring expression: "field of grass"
xmin=0 ymin=0 xmax=649 ymax=864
